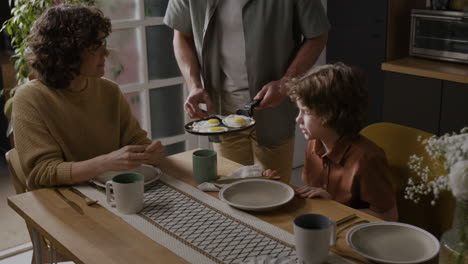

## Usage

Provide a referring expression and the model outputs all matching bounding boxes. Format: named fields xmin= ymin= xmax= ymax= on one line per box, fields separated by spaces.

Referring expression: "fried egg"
xmin=222 ymin=114 xmax=253 ymax=128
xmin=198 ymin=126 xmax=228 ymax=133
xmin=192 ymin=118 xmax=221 ymax=132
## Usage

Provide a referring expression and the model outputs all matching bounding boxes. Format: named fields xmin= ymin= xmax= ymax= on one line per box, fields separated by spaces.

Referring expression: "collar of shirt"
xmin=312 ymin=134 xmax=359 ymax=166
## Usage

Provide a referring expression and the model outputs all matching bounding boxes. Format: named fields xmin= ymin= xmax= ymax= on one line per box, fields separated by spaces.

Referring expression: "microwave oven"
xmin=410 ymin=9 xmax=468 ymax=64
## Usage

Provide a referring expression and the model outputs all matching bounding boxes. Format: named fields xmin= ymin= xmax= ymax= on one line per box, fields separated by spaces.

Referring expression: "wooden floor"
xmin=0 ymin=163 xmax=30 ymax=253
xmin=0 ymin=250 xmax=33 ymax=264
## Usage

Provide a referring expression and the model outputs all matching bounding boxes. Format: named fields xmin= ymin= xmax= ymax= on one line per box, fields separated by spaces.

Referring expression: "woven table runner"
xmin=76 ymin=175 xmax=352 ymax=264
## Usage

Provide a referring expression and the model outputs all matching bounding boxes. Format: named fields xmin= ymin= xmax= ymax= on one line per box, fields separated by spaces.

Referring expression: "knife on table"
xmin=68 ymin=187 xmax=99 ymax=206
xmin=336 ymin=214 xmax=358 ymax=226
xmin=54 ymin=188 xmax=84 ymax=215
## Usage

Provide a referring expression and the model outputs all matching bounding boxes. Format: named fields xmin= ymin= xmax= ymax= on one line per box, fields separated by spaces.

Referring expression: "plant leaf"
xmin=4 ymin=97 xmax=14 ymax=120
xmin=4 ymin=0 xmax=93 ymax=91
xmin=6 ymin=121 xmax=13 ymax=138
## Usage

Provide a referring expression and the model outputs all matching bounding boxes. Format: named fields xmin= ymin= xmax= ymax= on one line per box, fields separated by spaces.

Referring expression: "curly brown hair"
xmin=287 ymin=63 xmax=368 ymax=135
xmin=27 ymin=4 xmax=111 ymax=89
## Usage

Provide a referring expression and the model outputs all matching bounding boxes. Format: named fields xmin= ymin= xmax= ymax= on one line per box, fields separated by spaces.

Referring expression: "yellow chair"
xmin=6 ymin=149 xmax=71 ymax=264
xmin=360 ymin=122 xmax=455 ymax=239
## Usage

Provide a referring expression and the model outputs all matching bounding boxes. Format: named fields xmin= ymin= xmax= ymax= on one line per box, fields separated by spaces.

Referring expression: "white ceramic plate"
xmin=91 ymin=164 xmax=161 ymax=188
xmin=346 ymin=222 xmax=440 ymax=264
xmin=219 ymin=179 xmax=294 ymax=211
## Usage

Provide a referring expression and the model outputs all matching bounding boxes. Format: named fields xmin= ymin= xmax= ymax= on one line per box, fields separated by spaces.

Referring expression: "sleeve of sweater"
xmin=116 ymin=87 xmax=152 ymax=146
xmin=12 ymin=85 xmax=73 ymax=190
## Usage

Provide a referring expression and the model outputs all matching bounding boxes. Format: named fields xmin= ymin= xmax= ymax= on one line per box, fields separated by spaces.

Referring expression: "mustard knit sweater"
xmin=13 ymin=78 xmax=151 ymax=190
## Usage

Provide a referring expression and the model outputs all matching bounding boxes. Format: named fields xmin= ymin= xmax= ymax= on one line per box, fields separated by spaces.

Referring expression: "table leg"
xmin=30 ymin=228 xmax=42 ymax=264
xmin=50 ymin=243 xmax=57 ymax=264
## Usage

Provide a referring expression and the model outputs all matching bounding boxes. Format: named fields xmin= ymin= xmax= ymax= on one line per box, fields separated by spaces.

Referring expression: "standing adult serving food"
xmin=164 ymin=0 xmax=329 ymax=182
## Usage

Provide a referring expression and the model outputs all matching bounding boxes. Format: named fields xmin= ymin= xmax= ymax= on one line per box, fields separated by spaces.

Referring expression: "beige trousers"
xmin=213 ymin=128 xmax=295 ymax=183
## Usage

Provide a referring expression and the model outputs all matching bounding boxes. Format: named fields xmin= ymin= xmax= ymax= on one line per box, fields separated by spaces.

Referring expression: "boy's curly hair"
xmin=27 ymin=4 xmax=111 ymax=89
xmin=287 ymin=63 xmax=368 ymax=135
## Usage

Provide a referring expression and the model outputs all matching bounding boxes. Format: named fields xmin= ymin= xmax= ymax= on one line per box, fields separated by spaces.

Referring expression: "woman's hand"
xmin=295 ymin=185 xmax=332 ymax=199
xmin=71 ymin=142 xmax=164 ymax=184
xmin=100 ymin=145 xmax=150 ymax=172
xmin=144 ymin=140 xmax=165 ymax=166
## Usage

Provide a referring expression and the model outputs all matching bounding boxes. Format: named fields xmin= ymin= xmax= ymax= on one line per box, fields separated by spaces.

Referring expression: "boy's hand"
xmin=295 ymin=185 xmax=331 ymax=199
xmin=261 ymin=169 xmax=278 ymax=178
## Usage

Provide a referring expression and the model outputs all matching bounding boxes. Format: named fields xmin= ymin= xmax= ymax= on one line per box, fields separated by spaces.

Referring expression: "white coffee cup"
xmin=105 ymin=172 xmax=144 ymax=214
xmin=294 ymin=214 xmax=337 ymax=264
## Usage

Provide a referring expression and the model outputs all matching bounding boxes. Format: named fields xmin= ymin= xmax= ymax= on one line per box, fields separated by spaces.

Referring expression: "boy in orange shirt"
xmin=274 ymin=63 xmax=398 ymax=221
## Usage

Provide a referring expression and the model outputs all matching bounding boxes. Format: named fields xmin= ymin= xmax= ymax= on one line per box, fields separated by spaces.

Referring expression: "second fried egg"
xmin=192 ymin=118 xmax=226 ymax=132
xmin=222 ymin=115 xmax=253 ymax=128
xmin=199 ymin=126 xmax=228 ymax=133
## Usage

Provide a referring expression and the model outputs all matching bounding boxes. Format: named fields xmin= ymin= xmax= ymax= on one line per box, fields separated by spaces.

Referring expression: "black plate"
xmin=184 ymin=116 xmax=256 ymax=136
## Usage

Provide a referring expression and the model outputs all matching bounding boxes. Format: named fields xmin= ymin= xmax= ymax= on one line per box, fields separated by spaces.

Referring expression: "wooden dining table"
xmin=8 ymin=149 xmax=381 ymax=264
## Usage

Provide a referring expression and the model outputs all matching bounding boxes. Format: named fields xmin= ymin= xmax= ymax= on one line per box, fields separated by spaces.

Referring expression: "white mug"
xmin=294 ymin=214 xmax=337 ymax=264
xmin=105 ymin=172 xmax=144 ymax=214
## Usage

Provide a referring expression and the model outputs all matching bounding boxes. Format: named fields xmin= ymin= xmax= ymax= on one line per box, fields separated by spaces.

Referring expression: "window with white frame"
xmin=96 ymin=0 xmax=202 ymax=155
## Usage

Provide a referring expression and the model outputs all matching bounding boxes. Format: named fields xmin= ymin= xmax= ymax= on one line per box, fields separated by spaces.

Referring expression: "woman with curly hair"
xmin=13 ymin=5 xmax=165 ymax=190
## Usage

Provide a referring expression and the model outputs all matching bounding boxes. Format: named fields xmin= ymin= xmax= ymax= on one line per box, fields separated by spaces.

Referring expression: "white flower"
xmin=448 ymin=160 xmax=468 ymax=200
xmin=405 ymin=127 xmax=468 ymax=204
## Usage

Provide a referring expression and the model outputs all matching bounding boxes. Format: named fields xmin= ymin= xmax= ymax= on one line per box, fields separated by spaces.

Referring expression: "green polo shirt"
xmin=164 ymin=0 xmax=330 ymax=146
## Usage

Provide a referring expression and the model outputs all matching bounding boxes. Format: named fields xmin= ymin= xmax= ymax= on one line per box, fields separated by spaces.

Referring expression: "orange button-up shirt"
xmin=302 ymin=135 xmax=396 ymax=213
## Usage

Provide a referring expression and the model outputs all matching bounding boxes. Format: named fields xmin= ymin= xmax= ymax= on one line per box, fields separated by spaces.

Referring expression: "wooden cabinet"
xmin=327 ymin=0 xmax=427 ymax=125
xmin=383 ymin=71 xmax=468 ymax=135
xmin=327 ymin=0 xmax=388 ymax=124
xmin=440 ymin=81 xmax=468 ymax=134
xmin=383 ymin=72 xmax=441 ymax=134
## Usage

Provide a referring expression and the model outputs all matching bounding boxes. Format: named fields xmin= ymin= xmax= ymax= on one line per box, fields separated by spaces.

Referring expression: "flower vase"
xmin=439 ymin=199 xmax=468 ymax=264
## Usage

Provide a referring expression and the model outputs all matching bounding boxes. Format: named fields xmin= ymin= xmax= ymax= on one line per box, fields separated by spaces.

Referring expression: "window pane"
xmin=104 ymin=28 xmax=142 ymax=85
xmin=96 ymin=0 xmax=138 ymax=20
xmin=144 ymin=0 xmax=169 ymax=17
xmin=146 ymin=26 xmax=181 ymax=80
xmin=150 ymin=85 xmax=184 ymax=138
xmin=123 ymin=92 xmax=144 ymax=126
xmin=164 ymin=141 xmax=186 ymax=156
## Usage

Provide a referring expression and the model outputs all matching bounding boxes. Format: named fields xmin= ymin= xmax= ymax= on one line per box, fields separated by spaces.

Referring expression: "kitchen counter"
xmin=382 ymin=57 xmax=468 ymax=84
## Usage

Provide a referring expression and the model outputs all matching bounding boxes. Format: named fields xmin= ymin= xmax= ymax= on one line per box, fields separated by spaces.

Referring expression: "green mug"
xmin=192 ymin=149 xmax=218 ymax=184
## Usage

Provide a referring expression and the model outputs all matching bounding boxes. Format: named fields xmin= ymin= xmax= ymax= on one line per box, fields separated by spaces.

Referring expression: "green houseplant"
xmin=1 ymin=0 xmax=95 ymax=136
